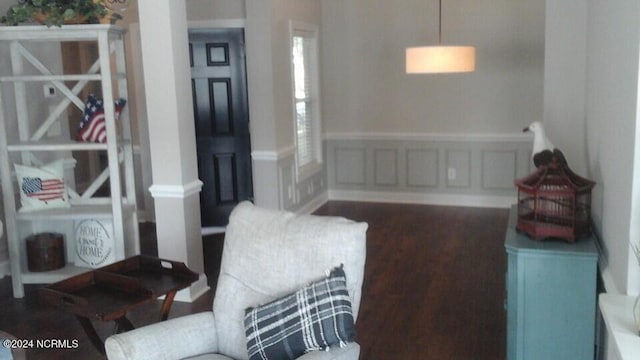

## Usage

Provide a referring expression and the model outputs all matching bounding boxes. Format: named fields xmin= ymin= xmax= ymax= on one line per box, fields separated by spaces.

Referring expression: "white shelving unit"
xmin=0 ymin=25 xmax=139 ymax=298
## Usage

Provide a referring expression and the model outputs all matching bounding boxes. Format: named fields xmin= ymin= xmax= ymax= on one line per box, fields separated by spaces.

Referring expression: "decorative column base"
xmin=150 ymin=181 xmax=209 ymax=303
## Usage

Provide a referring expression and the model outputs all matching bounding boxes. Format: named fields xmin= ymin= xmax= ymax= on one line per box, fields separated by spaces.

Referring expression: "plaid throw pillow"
xmin=244 ymin=266 xmax=356 ymax=360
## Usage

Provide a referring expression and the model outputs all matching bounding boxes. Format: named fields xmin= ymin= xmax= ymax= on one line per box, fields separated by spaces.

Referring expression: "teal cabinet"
xmin=505 ymin=205 xmax=598 ymax=360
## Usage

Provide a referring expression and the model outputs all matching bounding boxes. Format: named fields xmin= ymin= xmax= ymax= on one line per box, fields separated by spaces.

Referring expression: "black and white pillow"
xmin=244 ymin=265 xmax=356 ymax=360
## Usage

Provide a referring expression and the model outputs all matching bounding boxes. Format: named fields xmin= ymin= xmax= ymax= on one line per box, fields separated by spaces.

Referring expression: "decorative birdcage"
xmin=515 ymin=157 xmax=595 ymax=242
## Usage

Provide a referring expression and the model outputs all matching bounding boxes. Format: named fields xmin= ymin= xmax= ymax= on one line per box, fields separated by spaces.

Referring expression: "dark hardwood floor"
xmin=0 ymin=202 xmax=508 ymax=359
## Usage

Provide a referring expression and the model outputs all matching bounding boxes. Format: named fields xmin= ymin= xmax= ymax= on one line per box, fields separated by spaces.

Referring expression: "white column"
xmin=245 ymin=0 xmax=281 ymax=209
xmin=137 ymin=0 xmax=208 ymax=302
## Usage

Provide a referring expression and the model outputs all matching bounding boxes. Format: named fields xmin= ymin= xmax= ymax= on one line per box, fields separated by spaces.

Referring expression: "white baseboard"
xmin=328 ymin=190 xmax=515 ymax=209
xmin=0 ymin=259 xmax=10 ymax=279
xmin=173 ymin=274 xmax=210 ymax=303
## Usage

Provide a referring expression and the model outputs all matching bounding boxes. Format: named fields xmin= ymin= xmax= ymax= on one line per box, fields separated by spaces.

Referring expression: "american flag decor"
xmin=77 ymin=94 xmax=126 ymax=143
xmin=22 ymin=177 xmax=65 ymax=202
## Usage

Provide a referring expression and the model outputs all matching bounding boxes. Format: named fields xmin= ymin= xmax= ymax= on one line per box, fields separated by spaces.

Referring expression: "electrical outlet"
xmin=447 ymin=167 xmax=456 ymax=180
xmin=43 ymin=84 xmax=56 ymax=98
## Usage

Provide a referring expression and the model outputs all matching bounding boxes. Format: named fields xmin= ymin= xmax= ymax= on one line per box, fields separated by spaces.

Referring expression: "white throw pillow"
xmin=15 ymin=159 xmax=69 ymax=213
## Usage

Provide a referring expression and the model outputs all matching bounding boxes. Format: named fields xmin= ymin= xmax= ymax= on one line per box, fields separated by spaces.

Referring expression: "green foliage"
xmin=0 ymin=0 xmax=122 ymax=27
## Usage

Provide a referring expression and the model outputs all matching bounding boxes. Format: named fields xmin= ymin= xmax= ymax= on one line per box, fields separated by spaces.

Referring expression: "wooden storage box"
xmin=26 ymin=233 xmax=65 ymax=272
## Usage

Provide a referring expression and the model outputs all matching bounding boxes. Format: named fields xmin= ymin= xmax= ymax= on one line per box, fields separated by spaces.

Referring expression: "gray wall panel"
xmin=446 ymin=150 xmax=472 ymax=188
xmin=374 ymin=149 xmax=398 ymax=186
xmin=406 ymin=149 xmax=439 ymax=187
xmin=271 ymin=152 xmax=327 ymax=212
xmin=482 ymin=150 xmax=518 ymax=190
xmin=335 ymin=148 xmax=367 ymax=185
xmin=278 ymin=157 xmax=296 ymax=209
xmin=326 ymin=137 xmax=532 ymax=199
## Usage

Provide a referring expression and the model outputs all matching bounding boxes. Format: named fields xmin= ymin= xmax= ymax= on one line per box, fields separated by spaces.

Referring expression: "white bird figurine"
xmin=523 ymin=121 xmax=566 ymax=168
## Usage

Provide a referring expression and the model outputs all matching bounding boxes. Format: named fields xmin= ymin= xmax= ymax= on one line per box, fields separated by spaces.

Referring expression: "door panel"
xmin=189 ymin=29 xmax=252 ymax=226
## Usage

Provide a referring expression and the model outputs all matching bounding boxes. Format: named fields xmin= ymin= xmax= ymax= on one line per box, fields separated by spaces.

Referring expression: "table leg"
xmin=114 ymin=316 xmax=135 ymax=333
xmin=75 ymin=315 xmax=137 ymax=354
xmin=160 ymin=290 xmax=177 ymax=321
xmin=75 ymin=316 xmax=105 ymax=355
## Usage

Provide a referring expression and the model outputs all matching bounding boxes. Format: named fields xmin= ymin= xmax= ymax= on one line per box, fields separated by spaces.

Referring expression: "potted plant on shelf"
xmin=0 ymin=0 xmax=123 ymax=27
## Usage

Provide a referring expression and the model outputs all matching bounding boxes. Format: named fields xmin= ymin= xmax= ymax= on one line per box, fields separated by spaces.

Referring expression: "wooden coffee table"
xmin=40 ymin=255 xmax=198 ymax=354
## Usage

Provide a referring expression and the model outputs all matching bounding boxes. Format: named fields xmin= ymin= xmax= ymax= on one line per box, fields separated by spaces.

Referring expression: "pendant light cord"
xmin=438 ymin=0 xmax=442 ymax=44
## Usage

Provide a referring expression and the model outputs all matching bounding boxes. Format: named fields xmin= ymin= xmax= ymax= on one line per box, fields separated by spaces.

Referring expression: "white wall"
xmin=246 ymin=0 xmax=325 ymax=210
xmin=127 ymin=0 xmax=322 ymax=213
xmin=319 ymin=0 xmax=543 ymax=208
xmin=245 ymin=0 xmax=277 ymax=153
xmin=187 ymin=0 xmax=245 ymax=21
xmin=585 ymin=0 xmax=640 ymax=295
xmin=544 ymin=0 xmax=588 ymax=176
xmin=270 ymin=0 xmax=322 ymax=150
xmin=245 ymin=0 xmax=323 ymax=152
xmin=321 ymin=0 xmax=545 ymax=135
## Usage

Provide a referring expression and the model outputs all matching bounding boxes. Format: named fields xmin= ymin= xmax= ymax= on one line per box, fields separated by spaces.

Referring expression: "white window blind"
xmin=290 ymin=23 xmax=322 ymax=180
xmin=293 ymin=33 xmax=315 ymax=167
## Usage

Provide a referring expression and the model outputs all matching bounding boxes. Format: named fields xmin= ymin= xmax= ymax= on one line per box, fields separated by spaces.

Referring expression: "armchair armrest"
xmin=297 ymin=343 xmax=360 ymax=360
xmin=105 ymin=312 xmax=218 ymax=360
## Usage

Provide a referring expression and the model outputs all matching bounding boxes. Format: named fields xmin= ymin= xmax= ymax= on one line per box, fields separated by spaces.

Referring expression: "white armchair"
xmin=105 ymin=202 xmax=368 ymax=360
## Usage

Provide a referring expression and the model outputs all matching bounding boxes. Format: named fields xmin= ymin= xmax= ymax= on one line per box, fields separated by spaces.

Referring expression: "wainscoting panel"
xmin=278 ymin=158 xmax=296 ymax=210
xmin=482 ymin=150 xmax=518 ymax=190
xmin=374 ymin=148 xmax=398 ymax=186
xmin=334 ymin=147 xmax=367 ymax=185
xmin=406 ymin=149 xmax=439 ymax=187
xmin=445 ymin=150 xmax=472 ymax=188
xmin=296 ymin=170 xmax=326 ymax=211
xmin=251 ymin=147 xmax=327 ymax=213
xmin=325 ymin=134 xmax=533 ymax=207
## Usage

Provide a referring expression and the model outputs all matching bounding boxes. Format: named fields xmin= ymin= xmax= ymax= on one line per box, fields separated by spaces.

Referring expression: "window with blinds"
xmin=291 ymin=23 xmax=322 ymax=180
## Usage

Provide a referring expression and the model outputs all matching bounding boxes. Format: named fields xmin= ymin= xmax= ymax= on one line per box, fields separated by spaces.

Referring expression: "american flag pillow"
xmin=77 ymin=94 xmax=126 ymax=143
xmin=14 ymin=159 xmax=69 ymax=213
xmin=244 ymin=265 xmax=356 ymax=360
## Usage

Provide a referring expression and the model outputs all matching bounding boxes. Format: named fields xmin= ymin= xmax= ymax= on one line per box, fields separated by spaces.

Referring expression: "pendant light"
xmin=406 ymin=0 xmax=475 ymax=74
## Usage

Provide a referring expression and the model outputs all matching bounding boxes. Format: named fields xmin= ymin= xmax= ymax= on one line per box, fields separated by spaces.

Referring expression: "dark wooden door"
xmin=189 ymin=29 xmax=252 ymax=226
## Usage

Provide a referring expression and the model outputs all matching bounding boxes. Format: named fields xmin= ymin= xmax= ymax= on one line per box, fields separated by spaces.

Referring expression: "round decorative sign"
xmin=75 ymin=219 xmax=113 ymax=268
